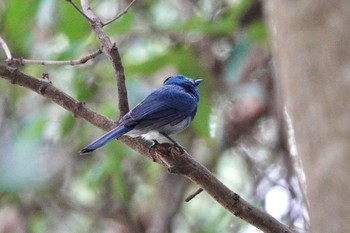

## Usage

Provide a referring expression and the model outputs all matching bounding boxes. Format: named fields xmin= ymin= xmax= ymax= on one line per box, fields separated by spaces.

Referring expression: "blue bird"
xmin=80 ymin=75 xmax=203 ymax=154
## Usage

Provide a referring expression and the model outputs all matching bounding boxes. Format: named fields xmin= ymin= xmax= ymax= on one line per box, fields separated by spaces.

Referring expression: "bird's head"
xmin=163 ymin=75 xmax=203 ymax=87
xmin=163 ymin=75 xmax=203 ymax=101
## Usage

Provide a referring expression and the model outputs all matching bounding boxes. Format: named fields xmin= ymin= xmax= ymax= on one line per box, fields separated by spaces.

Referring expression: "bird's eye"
xmin=163 ymin=76 xmax=172 ymax=84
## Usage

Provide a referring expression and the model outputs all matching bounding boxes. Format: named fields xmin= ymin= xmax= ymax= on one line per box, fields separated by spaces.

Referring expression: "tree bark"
xmin=265 ymin=1 xmax=350 ymax=232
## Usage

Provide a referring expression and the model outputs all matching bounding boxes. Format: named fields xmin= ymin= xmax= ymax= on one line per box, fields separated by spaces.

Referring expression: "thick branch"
xmin=0 ymin=65 xmax=110 ymax=128
xmin=0 ymin=64 xmax=295 ymax=233
xmin=0 ymin=64 xmax=153 ymax=160
xmin=153 ymin=144 xmax=296 ymax=233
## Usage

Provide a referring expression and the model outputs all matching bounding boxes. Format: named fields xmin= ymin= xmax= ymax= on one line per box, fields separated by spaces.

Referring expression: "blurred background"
xmin=0 ymin=0 xmax=308 ymax=232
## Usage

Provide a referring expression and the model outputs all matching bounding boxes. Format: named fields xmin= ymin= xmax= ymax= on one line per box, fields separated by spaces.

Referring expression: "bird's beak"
xmin=194 ymin=79 xmax=203 ymax=86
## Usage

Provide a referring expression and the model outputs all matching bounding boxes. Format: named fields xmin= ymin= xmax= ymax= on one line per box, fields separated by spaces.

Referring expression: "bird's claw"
xmin=149 ymin=140 xmax=184 ymax=160
xmin=149 ymin=139 xmax=160 ymax=155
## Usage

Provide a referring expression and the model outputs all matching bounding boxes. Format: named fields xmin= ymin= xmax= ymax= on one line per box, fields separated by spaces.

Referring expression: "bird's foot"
xmin=159 ymin=133 xmax=184 ymax=155
xmin=149 ymin=139 xmax=160 ymax=161
xmin=149 ymin=140 xmax=184 ymax=159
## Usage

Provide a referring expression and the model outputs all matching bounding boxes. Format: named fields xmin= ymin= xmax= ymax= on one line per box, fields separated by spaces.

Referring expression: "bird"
xmin=80 ymin=75 xmax=203 ymax=154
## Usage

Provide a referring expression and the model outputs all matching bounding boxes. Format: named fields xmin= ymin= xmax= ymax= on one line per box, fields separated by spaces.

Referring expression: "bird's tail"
xmin=80 ymin=125 xmax=132 ymax=154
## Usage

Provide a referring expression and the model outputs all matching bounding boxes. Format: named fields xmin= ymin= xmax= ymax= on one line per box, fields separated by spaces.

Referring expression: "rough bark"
xmin=265 ymin=1 xmax=350 ymax=232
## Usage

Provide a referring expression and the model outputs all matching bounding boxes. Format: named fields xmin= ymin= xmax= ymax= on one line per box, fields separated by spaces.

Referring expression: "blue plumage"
xmin=80 ymin=75 xmax=203 ymax=154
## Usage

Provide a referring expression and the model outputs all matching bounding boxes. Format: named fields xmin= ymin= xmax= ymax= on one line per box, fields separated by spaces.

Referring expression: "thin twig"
xmin=0 ymin=36 xmax=12 ymax=59
xmin=103 ymin=0 xmax=137 ymax=26
xmin=6 ymin=48 xmax=102 ymax=66
xmin=66 ymin=0 xmax=94 ymax=23
xmin=185 ymin=188 xmax=203 ymax=202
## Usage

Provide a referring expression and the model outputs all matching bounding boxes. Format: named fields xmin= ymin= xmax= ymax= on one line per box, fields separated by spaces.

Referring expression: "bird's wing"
xmin=122 ymin=86 xmax=197 ymax=129
xmin=132 ymin=104 xmax=192 ymax=129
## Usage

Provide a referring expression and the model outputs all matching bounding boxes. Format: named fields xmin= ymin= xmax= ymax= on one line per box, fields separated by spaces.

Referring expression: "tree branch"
xmin=73 ymin=0 xmax=129 ymax=117
xmin=6 ymin=48 xmax=102 ymax=66
xmin=0 ymin=64 xmax=295 ymax=233
xmin=0 ymin=64 xmax=153 ymax=159
xmin=103 ymin=0 xmax=137 ymax=27
xmin=153 ymin=143 xmax=296 ymax=233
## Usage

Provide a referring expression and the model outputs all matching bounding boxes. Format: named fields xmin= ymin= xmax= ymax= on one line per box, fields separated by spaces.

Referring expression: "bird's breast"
xmin=160 ymin=116 xmax=192 ymax=135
